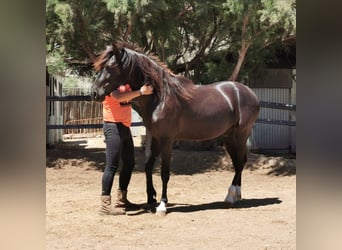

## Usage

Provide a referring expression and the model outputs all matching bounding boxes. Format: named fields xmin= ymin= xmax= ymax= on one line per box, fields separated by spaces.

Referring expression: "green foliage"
xmin=46 ymin=0 xmax=117 ymax=74
xmin=46 ymin=50 xmax=67 ymax=75
xmin=46 ymin=0 xmax=296 ymax=83
xmin=199 ymin=59 xmax=234 ymax=84
xmin=62 ymin=75 xmax=93 ymax=95
xmin=62 ymin=75 xmax=79 ymax=89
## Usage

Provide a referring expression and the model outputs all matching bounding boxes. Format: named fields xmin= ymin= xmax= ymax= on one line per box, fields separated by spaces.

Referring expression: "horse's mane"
xmin=94 ymin=41 xmax=194 ymax=102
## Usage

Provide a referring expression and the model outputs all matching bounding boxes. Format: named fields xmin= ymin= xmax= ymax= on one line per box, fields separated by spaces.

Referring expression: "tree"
xmin=46 ymin=0 xmax=296 ymax=83
xmin=46 ymin=0 xmax=118 ymax=75
xmin=222 ymin=0 xmax=296 ymax=81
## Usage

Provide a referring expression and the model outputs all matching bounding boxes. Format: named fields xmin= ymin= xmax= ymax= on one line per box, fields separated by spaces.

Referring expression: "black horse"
xmin=91 ymin=42 xmax=260 ymax=214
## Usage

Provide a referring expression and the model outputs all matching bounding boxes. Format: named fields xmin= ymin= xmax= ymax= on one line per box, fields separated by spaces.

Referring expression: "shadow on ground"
xmin=126 ymin=197 xmax=282 ymax=215
xmin=167 ymin=197 xmax=282 ymax=213
xmin=46 ymin=141 xmax=106 ymax=171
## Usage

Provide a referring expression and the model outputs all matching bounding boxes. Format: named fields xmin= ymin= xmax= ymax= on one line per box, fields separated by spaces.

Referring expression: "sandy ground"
xmin=46 ymin=135 xmax=296 ymax=250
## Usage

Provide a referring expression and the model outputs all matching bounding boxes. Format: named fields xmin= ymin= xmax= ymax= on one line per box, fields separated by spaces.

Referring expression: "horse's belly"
xmin=176 ymin=120 xmax=234 ymax=140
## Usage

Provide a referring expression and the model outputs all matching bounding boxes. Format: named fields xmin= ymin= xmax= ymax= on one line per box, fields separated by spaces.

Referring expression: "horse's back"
xmin=194 ymin=81 xmax=258 ymax=107
xmin=154 ymin=80 xmax=259 ymax=141
xmin=195 ymin=81 xmax=259 ymax=127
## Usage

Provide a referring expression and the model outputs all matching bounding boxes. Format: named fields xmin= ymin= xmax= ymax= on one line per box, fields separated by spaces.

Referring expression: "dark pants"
xmin=101 ymin=122 xmax=135 ymax=196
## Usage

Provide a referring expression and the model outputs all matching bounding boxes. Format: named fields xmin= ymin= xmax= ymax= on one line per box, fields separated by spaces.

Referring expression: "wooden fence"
xmin=61 ymin=91 xmax=103 ymax=134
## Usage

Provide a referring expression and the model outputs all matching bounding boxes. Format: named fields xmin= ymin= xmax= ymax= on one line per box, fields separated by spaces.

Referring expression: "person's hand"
xmin=140 ymin=84 xmax=154 ymax=95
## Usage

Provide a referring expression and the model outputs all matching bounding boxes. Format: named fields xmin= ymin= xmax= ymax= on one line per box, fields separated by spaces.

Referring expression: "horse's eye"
xmin=109 ymin=55 xmax=116 ymax=66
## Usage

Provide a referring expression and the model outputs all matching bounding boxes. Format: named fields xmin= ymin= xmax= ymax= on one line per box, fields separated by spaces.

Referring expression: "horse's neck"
xmin=133 ymin=95 xmax=156 ymax=129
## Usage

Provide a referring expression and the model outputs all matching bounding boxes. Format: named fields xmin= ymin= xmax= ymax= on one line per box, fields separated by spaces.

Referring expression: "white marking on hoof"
xmin=224 ymin=185 xmax=237 ymax=204
xmin=156 ymin=201 xmax=167 ymax=216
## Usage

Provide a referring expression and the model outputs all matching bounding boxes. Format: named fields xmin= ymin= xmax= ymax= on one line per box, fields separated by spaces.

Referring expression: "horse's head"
xmin=91 ymin=44 xmax=129 ymax=101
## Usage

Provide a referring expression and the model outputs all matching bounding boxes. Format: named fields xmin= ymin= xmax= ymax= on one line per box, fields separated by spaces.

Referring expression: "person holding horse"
xmin=99 ymin=82 xmax=153 ymax=215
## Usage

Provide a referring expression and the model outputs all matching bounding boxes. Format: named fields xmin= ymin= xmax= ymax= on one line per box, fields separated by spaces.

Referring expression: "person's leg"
xmin=118 ymin=125 xmax=135 ymax=191
xmin=99 ymin=122 xmax=125 ymax=215
xmin=115 ymin=123 xmax=139 ymax=209
xmin=102 ymin=123 xmax=121 ymax=195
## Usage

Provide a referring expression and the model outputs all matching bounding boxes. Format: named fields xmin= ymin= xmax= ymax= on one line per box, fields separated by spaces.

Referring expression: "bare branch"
xmin=176 ymin=3 xmax=193 ymax=20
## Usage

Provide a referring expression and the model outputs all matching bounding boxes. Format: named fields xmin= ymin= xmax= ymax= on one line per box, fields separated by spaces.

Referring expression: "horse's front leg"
xmin=144 ymin=134 xmax=159 ymax=207
xmin=156 ymin=139 xmax=173 ymax=215
xmin=145 ymin=156 xmax=157 ymax=206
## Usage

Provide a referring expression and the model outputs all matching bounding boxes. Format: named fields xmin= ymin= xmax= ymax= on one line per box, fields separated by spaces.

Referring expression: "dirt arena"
xmin=46 ymin=135 xmax=296 ymax=250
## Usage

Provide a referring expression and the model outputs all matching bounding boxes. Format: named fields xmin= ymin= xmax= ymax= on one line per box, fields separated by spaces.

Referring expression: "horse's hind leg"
xmin=224 ymin=133 xmax=248 ymax=205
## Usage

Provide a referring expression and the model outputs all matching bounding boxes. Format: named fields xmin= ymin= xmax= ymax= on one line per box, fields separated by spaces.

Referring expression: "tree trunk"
xmin=228 ymin=41 xmax=249 ymax=81
xmin=81 ymin=44 xmax=97 ymax=63
xmin=228 ymin=12 xmax=250 ymax=81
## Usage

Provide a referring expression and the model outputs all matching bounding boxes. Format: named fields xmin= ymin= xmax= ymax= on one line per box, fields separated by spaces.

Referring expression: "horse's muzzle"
xmin=91 ymin=90 xmax=103 ymax=102
xmin=91 ymin=91 xmax=97 ymax=100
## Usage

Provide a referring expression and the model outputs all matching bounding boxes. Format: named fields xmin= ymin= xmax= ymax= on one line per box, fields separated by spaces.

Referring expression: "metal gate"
xmin=250 ymin=88 xmax=296 ymax=153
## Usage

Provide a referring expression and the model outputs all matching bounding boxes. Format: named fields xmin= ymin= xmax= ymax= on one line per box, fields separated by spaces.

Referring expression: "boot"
xmin=116 ymin=190 xmax=140 ymax=210
xmin=99 ymin=195 xmax=126 ymax=215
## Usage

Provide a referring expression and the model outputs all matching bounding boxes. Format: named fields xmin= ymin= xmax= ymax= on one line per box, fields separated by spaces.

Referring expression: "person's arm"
xmin=110 ymin=84 xmax=153 ymax=102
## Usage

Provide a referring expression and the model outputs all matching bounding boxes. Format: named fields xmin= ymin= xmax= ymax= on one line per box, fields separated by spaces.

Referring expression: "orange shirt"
xmin=102 ymin=84 xmax=132 ymax=127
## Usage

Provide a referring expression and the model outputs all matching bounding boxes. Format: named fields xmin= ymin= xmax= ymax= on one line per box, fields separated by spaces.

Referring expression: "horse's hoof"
xmin=224 ymin=194 xmax=236 ymax=207
xmin=156 ymin=209 xmax=167 ymax=216
xmin=224 ymin=200 xmax=235 ymax=207
xmin=156 ymin=201 xmax=167 ymax=215
xmin=224 ymin=194 xmax=236 ymax=203
xmin=225 ymin=185 xmax=239 ymax=205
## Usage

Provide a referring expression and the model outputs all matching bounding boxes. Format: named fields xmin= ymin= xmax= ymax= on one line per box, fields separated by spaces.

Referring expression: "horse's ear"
xmin=112 ymin=43 xmax=122 ymax=58
xmin=112 ymin=43 xmax=127 ymax=67
xmin=112 ymin=43 xmax=119 ymax=52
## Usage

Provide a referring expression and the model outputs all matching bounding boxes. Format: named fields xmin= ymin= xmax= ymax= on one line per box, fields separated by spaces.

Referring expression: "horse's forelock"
xmin=93 ymin=47 xmax=113 ymax=72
